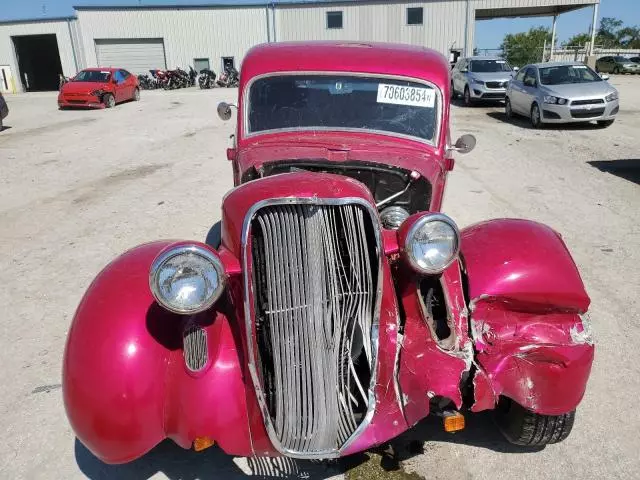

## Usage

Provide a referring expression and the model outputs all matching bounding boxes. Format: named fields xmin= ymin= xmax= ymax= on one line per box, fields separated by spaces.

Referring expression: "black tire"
xmin=530 ymin=103 xmax=542 ymax=129
xmin=598 ymin=119 xmax=615 ymax=128
xmin=205 ymin=221 xmax=222 ymax=249
xmin=505 ymin=97 xmax=513 ymax=119
xmin=495 ymin=397 xmax=575 ymax=446
xmin=103 ymin=93 xmax=115 ymax=109
xmin=133 ymin=88 xmax=140 ymax=101
xmin=613 ymin=66 xmax=620 ymax=75
xmin=463 ymin=86 xmax=473 ymax=107
xmin=451 ymin=83 xmax=457 ymax=100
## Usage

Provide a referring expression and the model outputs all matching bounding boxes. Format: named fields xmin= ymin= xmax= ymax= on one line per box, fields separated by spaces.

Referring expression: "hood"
xmin=542 ymin=81 xmax=615 ymax=99
xmin=470 ymin=71 xmax=514 ymax=82
xmin=62 ymin=81 xmax=109 ymax=95
xmin=236 ymin=131 xmax=443 ymax=180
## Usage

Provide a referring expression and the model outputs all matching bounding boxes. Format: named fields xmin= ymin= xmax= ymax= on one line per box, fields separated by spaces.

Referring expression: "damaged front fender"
xmin=461 ymin=219 xmax=595 ymax=415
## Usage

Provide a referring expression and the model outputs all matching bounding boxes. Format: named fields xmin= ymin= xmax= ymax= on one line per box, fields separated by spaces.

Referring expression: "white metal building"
xmin=1 ymin=0 xmax=600 ymax=93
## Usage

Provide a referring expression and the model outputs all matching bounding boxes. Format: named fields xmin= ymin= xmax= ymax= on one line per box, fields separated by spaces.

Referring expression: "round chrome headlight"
xmin=404 ymin=214 xmax=460 ymax=274
xmin=149 ymin=244 xmax=225 ymax=314
xmin=380 ymin=206 xmax=410 ymax=230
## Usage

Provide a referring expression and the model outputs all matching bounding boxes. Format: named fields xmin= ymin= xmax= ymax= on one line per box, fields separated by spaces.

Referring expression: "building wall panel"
xmin=0 ymin=19 xmax=79 ymax=92
xmin=276 ymin=1 xmax=468 ymax=58
xmin=76 ymin=8 xmax=269 ymax=73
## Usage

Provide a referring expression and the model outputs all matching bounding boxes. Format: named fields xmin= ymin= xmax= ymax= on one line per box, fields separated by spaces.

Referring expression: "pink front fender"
xmin=461 ymin=219 xmax=595 ymax=415
xmin=62 ymin=241 xmax=254 ymax=464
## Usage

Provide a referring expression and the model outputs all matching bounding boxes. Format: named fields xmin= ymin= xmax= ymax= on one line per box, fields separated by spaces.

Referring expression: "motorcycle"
xmin=198 ymin=69 xmax=217 ymax=89
xmin=216 ymin=66 xmax=239 ymax=88
xmin=137 ymin=74 xmax=156 ymax=90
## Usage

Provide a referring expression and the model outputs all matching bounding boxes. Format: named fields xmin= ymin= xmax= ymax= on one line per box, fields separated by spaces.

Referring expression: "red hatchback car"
xmin=58 ymin=67 xmax=140 ymax=109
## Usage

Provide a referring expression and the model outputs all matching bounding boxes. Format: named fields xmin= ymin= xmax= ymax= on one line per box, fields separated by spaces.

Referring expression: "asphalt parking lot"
xmin=0 ymin=75 xmax=638 ymax=480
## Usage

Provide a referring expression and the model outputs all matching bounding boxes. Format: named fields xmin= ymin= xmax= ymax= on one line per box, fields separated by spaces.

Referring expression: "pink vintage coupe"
xmin=63 ymin=42 xmax=593 ymax=463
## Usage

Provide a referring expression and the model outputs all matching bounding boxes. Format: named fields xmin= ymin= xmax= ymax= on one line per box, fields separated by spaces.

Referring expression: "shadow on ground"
xmin=588 ymin=159 xmax=640 ymax=185
xmin=75 ymin=412 xmax=542 ymax=479
xmin=486 ymin=111 xmax=607 ymax=130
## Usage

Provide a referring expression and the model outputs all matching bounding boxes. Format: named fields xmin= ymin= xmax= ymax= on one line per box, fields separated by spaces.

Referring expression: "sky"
xmin=1 ymin=0 xmax=639 ymax=49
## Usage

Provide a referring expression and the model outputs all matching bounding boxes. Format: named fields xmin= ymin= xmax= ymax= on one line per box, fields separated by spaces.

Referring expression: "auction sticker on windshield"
xmin=377 ymin=84 xmax=435 ymax=108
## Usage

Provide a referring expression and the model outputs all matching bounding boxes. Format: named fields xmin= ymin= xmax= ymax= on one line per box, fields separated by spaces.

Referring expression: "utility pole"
xmin=550 ymin=15 xmax=557 ymax=62
xmin=589 ymin=1 xmax=600 ymax=56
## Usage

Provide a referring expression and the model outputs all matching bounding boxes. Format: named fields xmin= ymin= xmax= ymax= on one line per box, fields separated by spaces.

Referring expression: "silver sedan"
xmin=505 ymin=62 xmax=619 ymax=128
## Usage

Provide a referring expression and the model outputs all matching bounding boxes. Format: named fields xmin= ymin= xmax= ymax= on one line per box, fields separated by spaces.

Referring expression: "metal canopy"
xmin=476 ymin=4 xmax=594 ymax=19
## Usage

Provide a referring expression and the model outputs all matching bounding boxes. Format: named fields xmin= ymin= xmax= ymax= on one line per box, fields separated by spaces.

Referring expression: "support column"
xmin=550 ymin=14 xmax=557 ymax=62
xmin=589 ymin=1 xmax=600 ymax=56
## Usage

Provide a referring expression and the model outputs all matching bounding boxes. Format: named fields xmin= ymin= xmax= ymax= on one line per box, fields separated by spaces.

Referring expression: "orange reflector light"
xmin=193 ymin=436 xmax=215 ymax=452
xmin=443 ymin=412 xmax=465 ymax=433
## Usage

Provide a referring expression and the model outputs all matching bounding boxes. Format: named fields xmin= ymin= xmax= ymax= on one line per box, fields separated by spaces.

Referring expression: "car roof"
xmin=465 ymin=56 xmax=505 ymax=61
xmin=528 ymin=62 xmax=591 ymax=69
xmin=82 ymin=67 xmax=119 ymax=72
xmin=241 ymin=41 xmax=450 ymax=88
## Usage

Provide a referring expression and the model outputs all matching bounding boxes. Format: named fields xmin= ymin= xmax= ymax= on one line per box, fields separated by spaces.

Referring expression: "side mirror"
xmin=601 ymin=74 xmax=610 ymax=81
xmin=217 ymin=101 xmax=236 ymax=121
xmin=461 ymin=68 xmax=468 ymax=73
xmin=450 ymin=134 xmax=476 ymax=155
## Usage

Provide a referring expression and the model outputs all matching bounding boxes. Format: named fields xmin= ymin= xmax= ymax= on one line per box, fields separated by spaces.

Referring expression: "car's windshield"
xmin=469 ymin=59 xmax=511 ymax=73
xmin=539 ymin=65 xmax=602 ymax=85
xmin=73 ymin=70 xmax=111 ymax=82
xmin=247 ymin=75 xmax=439 ymax=143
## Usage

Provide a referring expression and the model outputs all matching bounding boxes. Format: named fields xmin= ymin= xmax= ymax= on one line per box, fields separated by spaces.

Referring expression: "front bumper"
xmin=58 ymin=94 xmax=104 ymax=109
xmin=469 ymin=82 xmax=508 ymax=100
xmin=541 ymin=99 xmax=619 ymax=123
xmin=619 ymin=65 xmax=640 ymax=74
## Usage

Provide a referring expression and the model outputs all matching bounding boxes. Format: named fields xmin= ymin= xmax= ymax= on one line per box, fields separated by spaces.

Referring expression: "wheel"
xmin=598 ymin=119 xmax=615 ymax=128
xmin=530 ymin=103 xmax=542 ymax=128
xmin=451 ymin=83 xmax=457 ymax=99
xmin=505 ymin=97 xmax=513 ymax=119
xmin=463 ymin=86 xmax=473 ymax=107
xmin=133 ymin=88 xmax=140 ymax=101
xmin=613 ymin=66 xmax=620 ymax=75
xmin=495 ymin=397 xmax=575 ymax=446
xmin=103 ymin=93 xmax=115 ymax=109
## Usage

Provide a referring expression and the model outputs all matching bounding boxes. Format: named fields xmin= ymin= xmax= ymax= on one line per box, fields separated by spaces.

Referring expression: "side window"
xmin=524 ymin=68 xmax=537 ymax=87
xmin=458 ymin=60 xmax=467 ymax=72
xmin=120 ymin=70 xmax=131 ymax=80
xmin=114 ymin=70 xmax=125 ymax=84
xmin=515 ymin=68 xmax=526 ymax=82
xmin=407 ymin=7 xmax=423 ymax=25
xmin=327 ymin=11 xmax=343 ymax=29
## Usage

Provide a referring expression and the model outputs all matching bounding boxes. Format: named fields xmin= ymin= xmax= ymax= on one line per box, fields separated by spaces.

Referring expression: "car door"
xmin=453 ymin=59 xmax=467 ymax=94
xmin=520 ymin=67 xmax=540 ymax=113
xmin=508 ymin=67 xmax=528 ymax=114
xmin=122 ymin=70 xmax=135 ymax=99
xmin=601 ymin=57 xmax=612 ymax=73
xmin=112 ymin=70 xmax=127 ymax=102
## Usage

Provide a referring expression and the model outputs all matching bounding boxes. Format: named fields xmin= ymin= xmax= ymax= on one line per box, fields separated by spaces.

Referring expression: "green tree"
xmin=598 ymin=17 xmax=623 ymax=47
xmin=500 ymin=27 xmax=552 ymax=67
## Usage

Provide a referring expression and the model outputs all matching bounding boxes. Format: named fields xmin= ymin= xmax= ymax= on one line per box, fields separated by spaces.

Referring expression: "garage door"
xmin=95 ymin=38 xmax=166 ymax=74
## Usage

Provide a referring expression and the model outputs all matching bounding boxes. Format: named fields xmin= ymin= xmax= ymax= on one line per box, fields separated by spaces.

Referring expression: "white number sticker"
xmin=377 ymin=84 xmax=435 ymax=108
xmin=573 ymin=65 xmax=587 ymax=69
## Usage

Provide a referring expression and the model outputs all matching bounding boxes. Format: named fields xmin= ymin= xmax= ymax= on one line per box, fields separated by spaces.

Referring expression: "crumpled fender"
xmin=461 ymin=219 xmax=594 ymax=415
xmin=62 ymin=241 xmax=253 ymax=464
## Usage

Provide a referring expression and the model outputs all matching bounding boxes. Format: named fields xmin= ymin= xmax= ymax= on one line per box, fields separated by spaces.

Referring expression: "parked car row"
xmin=451 ymin=56 xmax=620 ymax=128
xmin=596 ymin=56 xmax=640 ymax=75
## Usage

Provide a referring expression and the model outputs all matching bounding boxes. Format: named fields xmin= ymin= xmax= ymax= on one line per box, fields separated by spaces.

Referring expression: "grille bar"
xmin=251 ymin=203 xmax=377 ymax=455
xmin=571 ymin=98 xmax=605 ymax=106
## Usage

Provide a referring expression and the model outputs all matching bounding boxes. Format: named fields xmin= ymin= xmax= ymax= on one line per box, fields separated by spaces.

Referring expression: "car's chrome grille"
xmin=571 ymin=99 xmax=605 ymax=106
xmin=486 ymin=81 xmax=507 ymax=89
xmin=250 ymin=203 xmax=378 ymax=455
xmin=183 ymin=324 xmax=208 ymax=371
